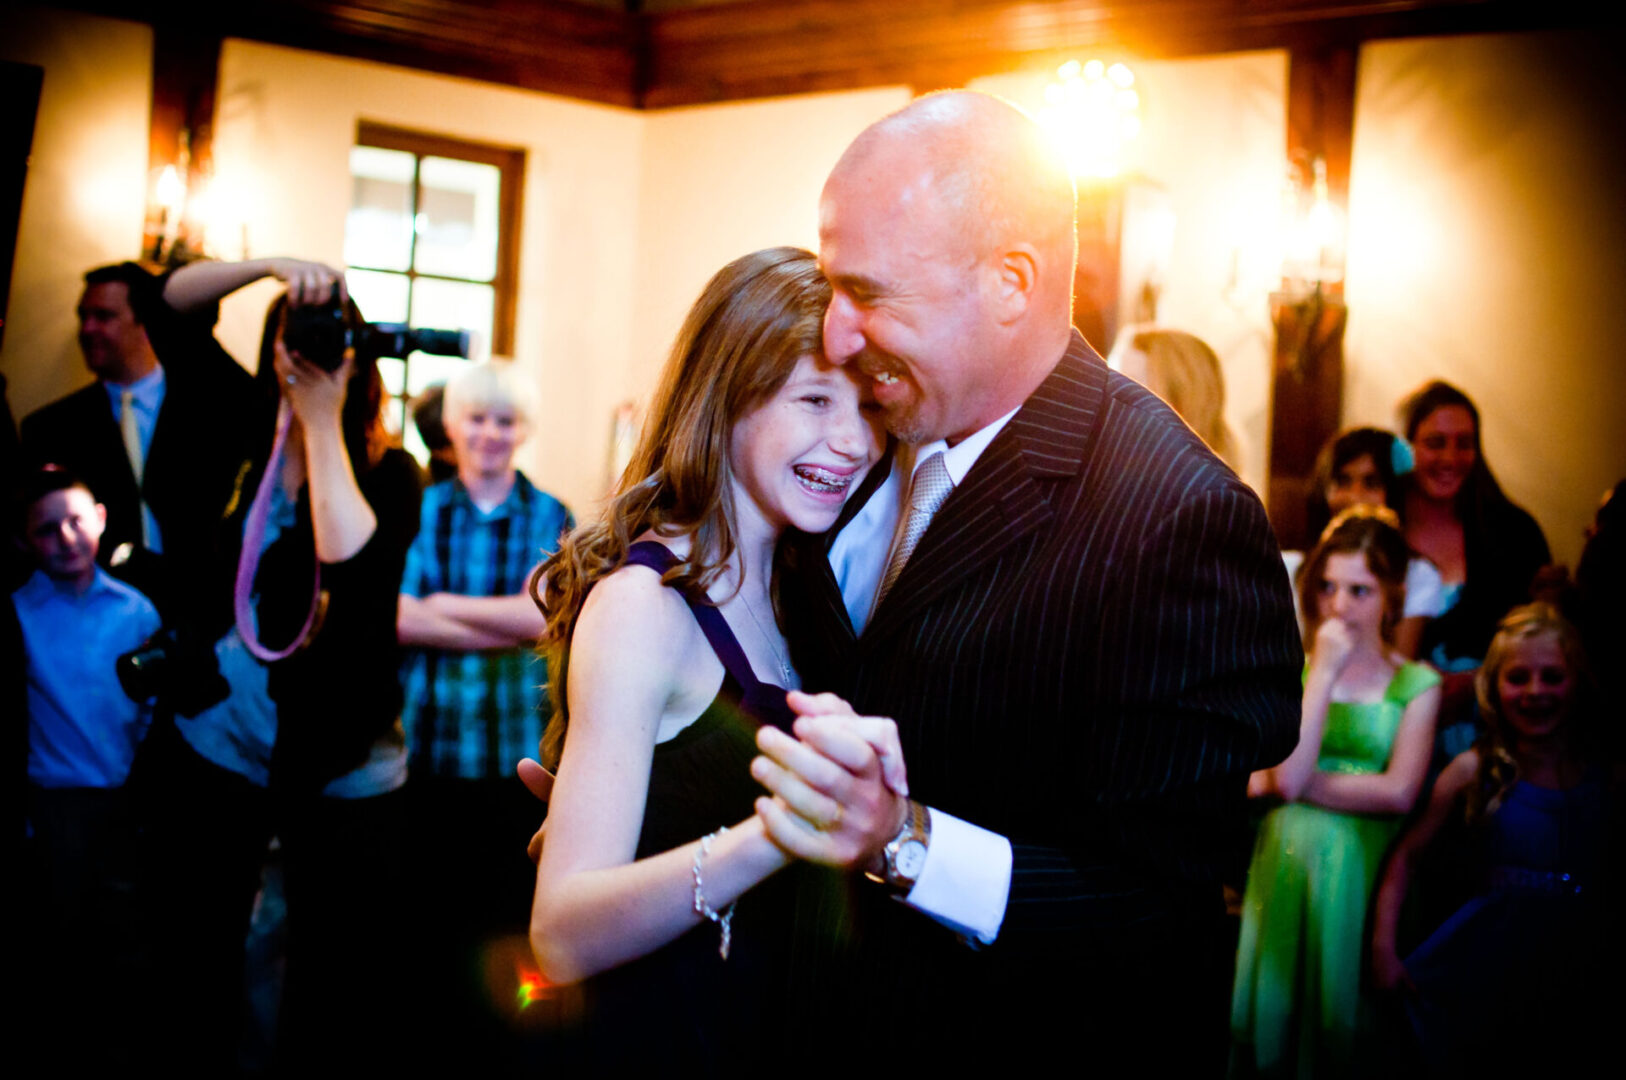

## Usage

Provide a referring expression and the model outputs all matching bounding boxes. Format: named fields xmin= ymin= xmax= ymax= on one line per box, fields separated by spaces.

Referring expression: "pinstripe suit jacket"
xmin=781 ymin=331 xmax=1302 ymax=1037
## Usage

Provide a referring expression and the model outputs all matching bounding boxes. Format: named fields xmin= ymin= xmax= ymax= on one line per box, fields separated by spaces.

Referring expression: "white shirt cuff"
xmin=901 ymin=806 xmax=1012 ymax=945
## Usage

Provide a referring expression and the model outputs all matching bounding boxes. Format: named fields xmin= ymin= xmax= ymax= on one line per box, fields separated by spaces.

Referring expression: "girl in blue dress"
xmin=1369 ymin=603 xmax=1618 ymax=1071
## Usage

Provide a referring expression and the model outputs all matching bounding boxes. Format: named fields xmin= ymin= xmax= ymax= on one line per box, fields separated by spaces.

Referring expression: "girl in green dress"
xmin=1231 ymin=508 xmax=1442 ymax=1077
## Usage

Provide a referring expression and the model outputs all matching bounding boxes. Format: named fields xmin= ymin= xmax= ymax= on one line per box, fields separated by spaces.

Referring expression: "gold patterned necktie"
xmin=119 ymin=388 xmax=154 ymax=548
xmin=875 ymin=450 xmax=952 ymax=607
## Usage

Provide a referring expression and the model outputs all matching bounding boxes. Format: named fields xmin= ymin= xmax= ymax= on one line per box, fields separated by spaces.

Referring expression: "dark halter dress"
xmin=572 ymin=541 xmax=827 ymax=1066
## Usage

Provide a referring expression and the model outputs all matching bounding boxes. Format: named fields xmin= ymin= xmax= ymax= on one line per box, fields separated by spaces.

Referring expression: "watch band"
xmin=866 ymin=798 xmax=931 ymax=893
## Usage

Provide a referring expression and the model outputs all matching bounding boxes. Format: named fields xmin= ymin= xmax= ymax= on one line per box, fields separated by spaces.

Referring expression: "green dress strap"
xmin=1384 ymin=660 xmax=1442 ymax=705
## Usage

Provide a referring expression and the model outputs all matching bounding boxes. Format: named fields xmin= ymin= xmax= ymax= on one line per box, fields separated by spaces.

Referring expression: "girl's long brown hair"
xmin=531 ymin=247 xmax=829 ymax=770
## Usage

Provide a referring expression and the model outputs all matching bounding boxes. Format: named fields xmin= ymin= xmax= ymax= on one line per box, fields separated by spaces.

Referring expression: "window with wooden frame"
xmin=344 ymin=122 xmax=524 ymax=455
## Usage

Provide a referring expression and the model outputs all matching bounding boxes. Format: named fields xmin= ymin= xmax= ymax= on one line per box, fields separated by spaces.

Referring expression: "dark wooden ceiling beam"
xmin=52 ymin=1 xmax=641 ymax=105
xmin=643 ymin=0 xmax=1591 ymax=106
xmin=38 ymin=0 xmax=1596 ymax=109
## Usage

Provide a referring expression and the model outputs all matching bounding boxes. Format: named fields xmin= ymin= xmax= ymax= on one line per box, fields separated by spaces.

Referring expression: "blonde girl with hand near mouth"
xmin=1232 ymin=508 xmax=1442 ymax=1078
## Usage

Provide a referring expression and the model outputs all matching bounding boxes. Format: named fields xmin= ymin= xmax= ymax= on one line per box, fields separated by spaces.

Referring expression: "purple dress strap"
xmin=624 ymin=541 xmax=793 ymax=730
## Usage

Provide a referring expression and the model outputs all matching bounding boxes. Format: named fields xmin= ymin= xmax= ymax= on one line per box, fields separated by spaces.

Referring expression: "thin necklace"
xmin=740 ymin=591 xmax=794 ymax=685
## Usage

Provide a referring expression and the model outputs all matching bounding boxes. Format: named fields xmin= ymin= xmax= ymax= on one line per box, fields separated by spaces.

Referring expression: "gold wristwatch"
xmin=866 ymin=799 xmax=931 ymax=893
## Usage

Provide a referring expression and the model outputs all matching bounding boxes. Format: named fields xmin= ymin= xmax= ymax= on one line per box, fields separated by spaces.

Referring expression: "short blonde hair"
xmin=443 ymin=361 xmax=533 ymax=428
xmin=1130 ymin=328 xmax=1239 ymax=468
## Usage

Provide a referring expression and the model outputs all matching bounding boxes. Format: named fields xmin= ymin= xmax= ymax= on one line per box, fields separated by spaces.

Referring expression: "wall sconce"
xmin=144 ymin=127 xmax=213 ymax=266
xmin=1037 ymin=59 xmax=1141 ymax=181
xmin=1282 ymin=154 xmax=1345 ymax=296
xmin=1267 ymin=153 xmax=1349 ymax=549
xmin=150 ymin=163 xmax=185 ymax=259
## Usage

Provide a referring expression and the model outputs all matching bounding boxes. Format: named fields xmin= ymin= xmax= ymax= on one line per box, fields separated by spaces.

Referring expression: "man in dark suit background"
xmin=753 ymin=91 xmax=1304 ymax=1069
xmin=20 ymin=258 xmax=339 ymax=617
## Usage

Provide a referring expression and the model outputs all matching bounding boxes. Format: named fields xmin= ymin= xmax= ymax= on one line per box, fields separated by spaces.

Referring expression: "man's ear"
xmin=95 ymin=502 xmax=108 ymax=530
xmin=989 ymin=244 xmax=1040 ymax=324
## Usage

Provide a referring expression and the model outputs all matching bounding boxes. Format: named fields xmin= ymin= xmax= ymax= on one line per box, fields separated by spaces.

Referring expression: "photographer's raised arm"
xmin=163 ymin=258 xmax=346 ymax=313
xmin=274 ymin=344 xmax=376 ymax=564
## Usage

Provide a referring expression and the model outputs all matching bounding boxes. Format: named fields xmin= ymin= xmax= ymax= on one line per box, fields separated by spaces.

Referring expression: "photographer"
xmin=137 ymin=275 xmax=422 ymax=1072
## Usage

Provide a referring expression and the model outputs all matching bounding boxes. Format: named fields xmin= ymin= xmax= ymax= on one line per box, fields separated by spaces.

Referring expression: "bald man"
xmin=756 ymin=92 xmax=1302 ymax=1068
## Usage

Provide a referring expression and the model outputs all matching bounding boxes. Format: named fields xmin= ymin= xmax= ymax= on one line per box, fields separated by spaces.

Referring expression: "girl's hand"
xmin=274 ymin=337 xmax=351 ymax=429
xmin=517 ymin=758 xmax=555 ymax=864
xmin=1310 ymin=617 xmax=1357 ymax=677
xmin=269 ymin=258 xmax=347 ymax=307
xmin=784 ymin=691 xmax=908 ymax=796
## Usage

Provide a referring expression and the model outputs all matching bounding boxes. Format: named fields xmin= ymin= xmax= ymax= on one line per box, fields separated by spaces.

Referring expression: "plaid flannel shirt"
xmin=400 ymin=472 xmax=572 ymax=779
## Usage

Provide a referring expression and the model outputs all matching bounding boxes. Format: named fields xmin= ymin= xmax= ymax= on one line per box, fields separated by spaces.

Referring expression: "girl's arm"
xmin=1300 ymin=680 xmax=1441 ymax=816
xmin=1249 ymin=620 xmax=1353 ymax=801
xmin=530 ymin=567 xmax=790 ymax=985
xmin=276 ymin=346 xmax=377 ymax=564
xmin=1370 ymin=748 xmax=1478 ymax=992
xmin=163 ymin=257 xmax=344 ymax=312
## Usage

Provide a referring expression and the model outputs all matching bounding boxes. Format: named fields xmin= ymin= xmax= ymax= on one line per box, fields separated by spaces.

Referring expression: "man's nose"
xmin=823 ymin=294 xmax=864 ymax=364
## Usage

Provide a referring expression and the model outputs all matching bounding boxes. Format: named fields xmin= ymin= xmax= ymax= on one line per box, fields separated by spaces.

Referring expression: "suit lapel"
xmin=860 ymin=332 xmax=1109 ymax=646
xmin=75 ymin=387 xmax=141 ymax=502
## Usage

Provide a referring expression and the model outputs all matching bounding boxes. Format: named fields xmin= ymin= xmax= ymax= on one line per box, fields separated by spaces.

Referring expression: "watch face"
xmin=895 ymin=839 xmax=927 ymax=880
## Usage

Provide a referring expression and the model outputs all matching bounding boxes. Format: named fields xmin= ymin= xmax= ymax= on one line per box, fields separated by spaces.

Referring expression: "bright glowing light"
xmin=1284 ymin=156 xmax=1346 ymax=287
xmin=516 ymin=968 xmax=553 ymax=1009
xmin=1037 ymin=59 xmax=1143 ymax=180
xmin=155 ymin=165 xmax=185 ymax=215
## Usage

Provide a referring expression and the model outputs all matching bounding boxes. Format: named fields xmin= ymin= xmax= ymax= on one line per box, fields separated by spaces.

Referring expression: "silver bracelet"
xmin=692 ymin=826 xmax=736 ymax=960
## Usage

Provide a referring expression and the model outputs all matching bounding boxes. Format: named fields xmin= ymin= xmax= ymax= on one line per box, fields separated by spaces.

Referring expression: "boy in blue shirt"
xmin=15 ymin=466 xmax=160 ymax=1060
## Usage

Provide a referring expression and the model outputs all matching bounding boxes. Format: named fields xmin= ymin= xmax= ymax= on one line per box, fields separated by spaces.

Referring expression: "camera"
xmin=282 ymin=285 xmax=472 ymax=371
xmin=117 ymin=627 xmax=231 ymax=717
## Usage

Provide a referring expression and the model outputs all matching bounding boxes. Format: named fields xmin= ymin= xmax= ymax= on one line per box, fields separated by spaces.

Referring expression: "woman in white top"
xmin=1287 ymin=426 xmax=1449 ymax=658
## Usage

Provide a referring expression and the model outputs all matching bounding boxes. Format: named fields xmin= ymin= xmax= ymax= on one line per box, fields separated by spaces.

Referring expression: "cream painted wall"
xmin=210 ymin=40 xmax=645 ymax=517
xmin=1345 ymin=31 xmax=1626 ymax=569
xmin=0 ymin=7 xmax=152 ymax=421
xmin=630 ymin=87 xmax=911 ymax=399
xmin=7 ymin=11 xmax=1619 ymax=573
xmin=973 ymin=53 xmax=1288 ymax=496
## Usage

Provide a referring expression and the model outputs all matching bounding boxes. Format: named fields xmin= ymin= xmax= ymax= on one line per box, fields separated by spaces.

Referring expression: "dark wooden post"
xmin=1267 ymin=44 xmax=1356 ymax=551
xmin=142 ymin=26 xmax=221 ymax=265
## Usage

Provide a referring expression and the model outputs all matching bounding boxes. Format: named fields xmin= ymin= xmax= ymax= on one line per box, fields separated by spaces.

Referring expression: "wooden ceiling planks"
xmin=56 ymin=0 xmax=641 ymax=105
xmin=641 ymin=0 xmax=1581 ymax=106
xmin=39 ymin=0 xmax=1591 ymax=108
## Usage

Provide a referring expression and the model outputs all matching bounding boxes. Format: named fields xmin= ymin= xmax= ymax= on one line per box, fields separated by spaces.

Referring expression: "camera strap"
xmin=234 ymin=401 xmax=321 ymax=661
